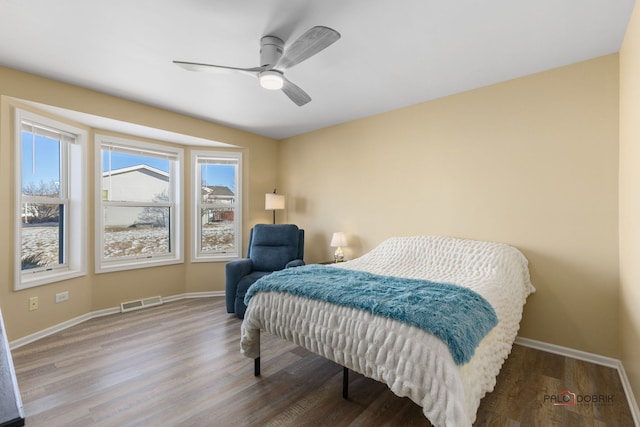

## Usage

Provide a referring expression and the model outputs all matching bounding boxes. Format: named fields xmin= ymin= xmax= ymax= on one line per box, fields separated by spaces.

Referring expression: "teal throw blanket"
xmin=245 ymin=264 xmax=498 ymax=365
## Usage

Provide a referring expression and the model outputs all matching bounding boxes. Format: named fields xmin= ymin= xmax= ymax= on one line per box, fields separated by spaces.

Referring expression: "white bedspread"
xmin=240 ymin=235 xmax=535 ymax=426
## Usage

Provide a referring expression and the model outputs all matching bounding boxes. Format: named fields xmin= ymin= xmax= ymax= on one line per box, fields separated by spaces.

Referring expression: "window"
xmin=96 ymin=135 xmax=183 ymax=273
xmin=15 ymin=109 xmax=87 ymax=290
xmin=191 ymin=150 xmax=242 ymax=261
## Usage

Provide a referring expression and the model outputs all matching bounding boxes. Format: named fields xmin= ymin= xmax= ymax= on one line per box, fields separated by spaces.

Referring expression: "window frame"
xmin=95 ymin=134 xmax=184 ymax=273
xmin=191 ymin=150 xmax=243 ymax=262
xmin=14 ymin=109 xmax=87 ymax=290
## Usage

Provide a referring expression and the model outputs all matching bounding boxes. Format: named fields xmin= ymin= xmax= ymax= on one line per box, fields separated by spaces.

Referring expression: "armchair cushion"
xmin=249 ymin=224 xmax=301 ymax=271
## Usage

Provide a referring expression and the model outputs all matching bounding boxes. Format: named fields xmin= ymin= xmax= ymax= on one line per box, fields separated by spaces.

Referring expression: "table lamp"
xmin=330 ymin=232 xmax=347 ymax=262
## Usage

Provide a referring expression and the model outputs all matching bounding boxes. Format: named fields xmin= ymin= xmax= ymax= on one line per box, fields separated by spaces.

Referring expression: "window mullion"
xmin=104 ymin=200 xmax=173 ymax=208
xmin=22 ymin=195 xmax=65 ymax=204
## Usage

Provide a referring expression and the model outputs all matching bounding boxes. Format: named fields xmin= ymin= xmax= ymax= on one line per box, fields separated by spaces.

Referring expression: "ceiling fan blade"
xmin=281 ymin=77 xmax=311 ymax=106
xmin=276 ymin=26 xmax=341 ymax=70
xmin=173 ymin=60 xmax=266 ymax=76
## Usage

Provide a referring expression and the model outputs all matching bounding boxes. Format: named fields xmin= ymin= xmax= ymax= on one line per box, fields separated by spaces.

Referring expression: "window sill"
xmin=191 ymin=254 xmax=240 ymax=263
xmin=96 ymin=257 xmax=183 ymax=274
xmin=16 ymin=268 xmax=86 ymax=291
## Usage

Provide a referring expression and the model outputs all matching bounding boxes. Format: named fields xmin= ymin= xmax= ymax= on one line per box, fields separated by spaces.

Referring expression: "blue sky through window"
xmin=21 ymin=132 xmax=61 ymax=189
xmin=102 ymin=148 xmax=236 ymax=192
xmin=201 ymin=164 xmax=236 ymax=193
xmin=22 ymin=131 xmax=237 ymax=193
xmin=102 ymin=150 xmax=170 ymax=174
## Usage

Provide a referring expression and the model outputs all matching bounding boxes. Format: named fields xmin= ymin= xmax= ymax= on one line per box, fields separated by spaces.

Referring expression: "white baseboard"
xmin=516 ymin=336 xmax=640 ymax=427
xmin=9 ymin=291 xmax=224 ymax=350
xmin=163 ymin=291 xmax=224 ymax=302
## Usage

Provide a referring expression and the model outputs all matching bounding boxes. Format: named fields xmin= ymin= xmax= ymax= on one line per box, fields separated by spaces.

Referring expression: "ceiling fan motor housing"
xmin=260 ymin=36 xmax=284 ymax=68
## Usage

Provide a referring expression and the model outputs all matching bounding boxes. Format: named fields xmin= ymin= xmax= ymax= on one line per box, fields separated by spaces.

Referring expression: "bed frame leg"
xmin=254 ymin=357 xmax=260 ymax=376
xmin=342 ymin=366 xmax=349 ymax=399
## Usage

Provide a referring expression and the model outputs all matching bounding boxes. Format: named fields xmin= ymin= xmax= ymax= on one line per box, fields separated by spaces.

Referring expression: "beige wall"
xmin=620 ymin=2 xmax=640 ymax=403
xmin=280 ymin=55 xmax=620 ymax=357
xmin=0 ymin=66 xmax=278 ymax=340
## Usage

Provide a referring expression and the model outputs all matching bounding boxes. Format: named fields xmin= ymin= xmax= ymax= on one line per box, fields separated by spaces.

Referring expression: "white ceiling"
xmin=0 ymin=0 xmax=635 ymax=141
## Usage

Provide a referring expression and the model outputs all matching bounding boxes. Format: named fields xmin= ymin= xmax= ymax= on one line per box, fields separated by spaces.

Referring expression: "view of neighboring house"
xmin=202 ymin=185 xmax=235 ymax=222
xmin=102 ymin=165 xmax=235 ymax=227
xmin=102 ymin=165 xmax=169 ymax=227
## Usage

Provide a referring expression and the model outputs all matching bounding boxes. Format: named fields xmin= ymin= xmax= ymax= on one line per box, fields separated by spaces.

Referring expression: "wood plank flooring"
xmin=10 ymin=297 xmax=635 ymax=426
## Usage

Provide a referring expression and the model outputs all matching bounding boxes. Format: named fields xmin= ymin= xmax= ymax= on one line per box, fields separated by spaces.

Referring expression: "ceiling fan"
xmin=173 ymin=26 xmax=340 ymax=106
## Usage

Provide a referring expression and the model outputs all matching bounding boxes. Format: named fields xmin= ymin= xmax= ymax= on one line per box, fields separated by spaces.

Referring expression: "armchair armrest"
xmin=225 ymin=258 xmax=253 ymax=313
xmin=285 ymin=259 xmax=305 ymax=268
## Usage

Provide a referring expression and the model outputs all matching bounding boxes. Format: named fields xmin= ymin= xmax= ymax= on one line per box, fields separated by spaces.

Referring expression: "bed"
xmin=240 ymin=235 xmax=535 ymax=426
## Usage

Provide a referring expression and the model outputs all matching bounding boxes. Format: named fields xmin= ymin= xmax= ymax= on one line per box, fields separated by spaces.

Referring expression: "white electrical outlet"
xmin=29 ymin=296 xmax=39 ymax=311
xmin=55 ymin=291 xmax=69 ymax=303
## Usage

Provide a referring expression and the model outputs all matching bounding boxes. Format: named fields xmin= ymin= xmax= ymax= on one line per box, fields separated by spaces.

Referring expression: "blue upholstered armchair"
xmin=225 ymin=224 xmax=305 ymax=318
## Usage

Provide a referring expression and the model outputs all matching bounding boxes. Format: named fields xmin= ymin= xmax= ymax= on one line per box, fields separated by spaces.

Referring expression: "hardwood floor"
xmin=10 ymin=298 xmax=635 ymax=427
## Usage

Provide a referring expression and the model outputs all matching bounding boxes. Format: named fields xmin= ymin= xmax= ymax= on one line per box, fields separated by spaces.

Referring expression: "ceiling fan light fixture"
xmin=259 ymin=70 xmax=284 ymax=90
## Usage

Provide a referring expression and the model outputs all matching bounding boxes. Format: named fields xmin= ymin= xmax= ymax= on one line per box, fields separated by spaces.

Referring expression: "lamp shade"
xmin=265 ymin=193 xmax=285 ymax=210
xmin=330 ymin=232 xmax=347 ymax=247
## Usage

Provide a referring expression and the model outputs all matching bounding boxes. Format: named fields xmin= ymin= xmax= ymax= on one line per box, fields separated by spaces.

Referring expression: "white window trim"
xmin=95 ymin=134 xmax=184 ymax=274
xmin=191 ymin=150 xmax=242 ymax=262
xmin=14 ymin=109 xmax=87 ymax=290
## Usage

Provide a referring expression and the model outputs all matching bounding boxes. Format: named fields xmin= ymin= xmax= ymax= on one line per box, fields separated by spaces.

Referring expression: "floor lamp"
xmin=265 ymin=189 xmax=285 ymax=224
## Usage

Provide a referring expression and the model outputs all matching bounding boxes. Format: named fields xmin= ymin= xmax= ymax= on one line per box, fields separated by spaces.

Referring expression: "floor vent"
xmin=120 ymin=296 xmax=163 ymax=313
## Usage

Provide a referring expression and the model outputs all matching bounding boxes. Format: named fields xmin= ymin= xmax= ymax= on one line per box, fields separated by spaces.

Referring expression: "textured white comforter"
xmin=240 ymin=235 xmax=535 ymax=426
